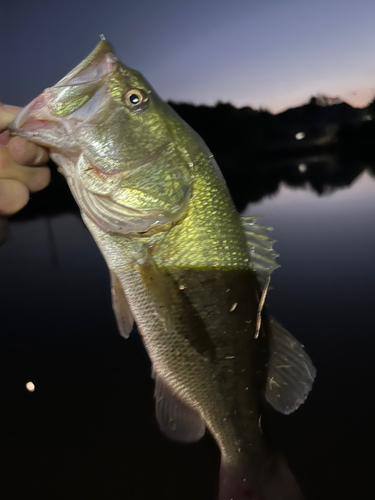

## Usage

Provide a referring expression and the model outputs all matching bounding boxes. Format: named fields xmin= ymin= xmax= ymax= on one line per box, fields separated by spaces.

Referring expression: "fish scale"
xmin=156 ymin=152 xmax=251 ymax=269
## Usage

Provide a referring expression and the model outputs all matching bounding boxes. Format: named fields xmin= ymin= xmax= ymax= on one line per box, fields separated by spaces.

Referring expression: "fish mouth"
xmin=9 ymin=40 xmax=117 ymax=142
xmin=8 ymin=93 xmax=68 ymax=149
xmin=54 ymin=40 xmax=117 ymax=87
xmin=9 ymin=94 xmax=56 ymax=136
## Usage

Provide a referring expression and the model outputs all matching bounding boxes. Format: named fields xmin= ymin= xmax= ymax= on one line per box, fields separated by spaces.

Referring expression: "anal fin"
xmin=265 ymin=317 xmax=316 ymax=414
xmin=154 ymin=374 xmax=206 ymax=443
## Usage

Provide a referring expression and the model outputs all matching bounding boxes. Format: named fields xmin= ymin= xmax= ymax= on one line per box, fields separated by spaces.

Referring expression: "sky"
xmin=2 ymin=0 xmax=375 ymax=113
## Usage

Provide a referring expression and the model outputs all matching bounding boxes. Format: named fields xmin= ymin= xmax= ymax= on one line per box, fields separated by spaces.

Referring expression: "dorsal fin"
xmin=241 ymin=216 xmax=280 ymax=280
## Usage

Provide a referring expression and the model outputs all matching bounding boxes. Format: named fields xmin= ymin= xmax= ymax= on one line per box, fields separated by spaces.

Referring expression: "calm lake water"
xmin=1 ymin=161 xmax=374 ymax=499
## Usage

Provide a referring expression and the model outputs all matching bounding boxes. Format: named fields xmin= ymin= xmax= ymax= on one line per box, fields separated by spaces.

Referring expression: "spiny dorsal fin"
xmin=265 ymin=317 xmax=316 ymax=414
xmin=241 ymin=216 xmax=280 ymax=280
xmin=154 ymin=374 xmax=206 ymax=442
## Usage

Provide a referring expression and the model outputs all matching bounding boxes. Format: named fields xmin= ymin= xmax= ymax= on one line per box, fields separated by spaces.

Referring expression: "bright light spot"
xmin=25 ymin=381 xmax=35 ymax=392
xmin=363 ymin=114 xmax=372 ymax=121
xmin=298 ymin=163 xmax=307 ymax=173
xmin=295 ymin=132 xmax=305 ymax=140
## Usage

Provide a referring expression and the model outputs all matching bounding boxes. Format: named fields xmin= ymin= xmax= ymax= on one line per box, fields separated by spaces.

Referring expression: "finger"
xmin=0 ymin=131 xmax=9 ymax=146
xmin=9 ymin=136 xmax=49 ymax=166
xmin=0 ymin=103 xmax=21 ymax=132
xmin=25 ymin=165 xmax=51 ymax=193
xmin=0 ymin=179 xmax=29 ymax=215
xmin=0 ymin=145 xmax=51 ymax=193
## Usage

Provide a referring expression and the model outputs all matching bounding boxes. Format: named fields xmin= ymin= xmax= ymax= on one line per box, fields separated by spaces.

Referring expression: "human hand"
xmin=0 ymin=103 xmax=51 ymax=215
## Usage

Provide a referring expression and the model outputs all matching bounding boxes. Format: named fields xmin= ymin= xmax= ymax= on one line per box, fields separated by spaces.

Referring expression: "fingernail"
xmin=33 ymin=148 xmax=44 ymax=164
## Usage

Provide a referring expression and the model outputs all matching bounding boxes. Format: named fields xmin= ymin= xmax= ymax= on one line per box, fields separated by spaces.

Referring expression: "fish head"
xmin=11 ymin=40 xmax=173 ymax=170
xmin=9 ymin=40 xmax=194 ymax=234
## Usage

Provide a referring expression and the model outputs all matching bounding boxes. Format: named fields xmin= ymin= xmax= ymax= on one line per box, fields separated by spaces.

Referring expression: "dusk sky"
xmin=2 ymin=0 xmax=375 ymax=112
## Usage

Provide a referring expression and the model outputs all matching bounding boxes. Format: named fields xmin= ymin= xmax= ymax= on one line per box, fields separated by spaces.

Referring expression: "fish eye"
xmin=124 ymin=89 xmax=146 ymax=108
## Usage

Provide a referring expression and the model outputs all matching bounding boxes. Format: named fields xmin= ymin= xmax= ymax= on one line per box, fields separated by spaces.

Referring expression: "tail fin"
xmin=219 ymin=455 xmax=304 ymax=500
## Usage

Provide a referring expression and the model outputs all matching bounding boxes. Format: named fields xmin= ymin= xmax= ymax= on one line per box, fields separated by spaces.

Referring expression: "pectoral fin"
xmin=154 ymin=374 xmax=206 ymax=442
xmin=265 ymin=317 xmax=316 ymax=414
xmin=137 ymin=248 xmax=174 ymax=334
xmin=110 ymin=271 xmax=134 ymax=339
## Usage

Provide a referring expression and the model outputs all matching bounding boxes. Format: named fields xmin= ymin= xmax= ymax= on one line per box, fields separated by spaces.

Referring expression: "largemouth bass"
xmin=9 ymin=40 xmax=315 ymax=500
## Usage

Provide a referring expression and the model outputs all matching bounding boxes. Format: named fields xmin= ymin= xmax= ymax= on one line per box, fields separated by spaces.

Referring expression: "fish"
xmin=9 ymin=40 xmax=316 ymax=500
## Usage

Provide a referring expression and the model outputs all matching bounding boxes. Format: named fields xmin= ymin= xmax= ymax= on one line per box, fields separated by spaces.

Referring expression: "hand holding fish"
xmin=0 ymin=103 xmax=50 ymax=215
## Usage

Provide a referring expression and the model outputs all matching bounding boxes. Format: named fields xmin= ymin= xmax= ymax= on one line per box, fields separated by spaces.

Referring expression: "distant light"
xmin=25 ymin=381 xmax=35 ymax=392
xmin=298 ymin=163 xmax=307 ymax=173
xmin=363 ymin=114 xmax=372 ymax=121
xmin=295 ymin=132 xmax=305 ymax=140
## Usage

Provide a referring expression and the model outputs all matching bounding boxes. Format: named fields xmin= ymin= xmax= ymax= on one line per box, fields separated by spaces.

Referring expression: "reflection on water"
xmin=1 ymin=159 xmax=374 ymax=499
xmin=217 ymin=153 xmax=367 ymax=211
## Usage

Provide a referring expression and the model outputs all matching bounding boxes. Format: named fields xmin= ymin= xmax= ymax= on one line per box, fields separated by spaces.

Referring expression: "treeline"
xmin=169 ymin=95 xmax=375 ymax=158
xmin=169 ymin=101 xmax=271 ymax=155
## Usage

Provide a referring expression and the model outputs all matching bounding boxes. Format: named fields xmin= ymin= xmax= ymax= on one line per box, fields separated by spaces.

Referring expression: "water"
xmin=1 ymin=162 xmax=374 ymax=499
xmin=245 ymin=168 xmax=375 ymax=499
